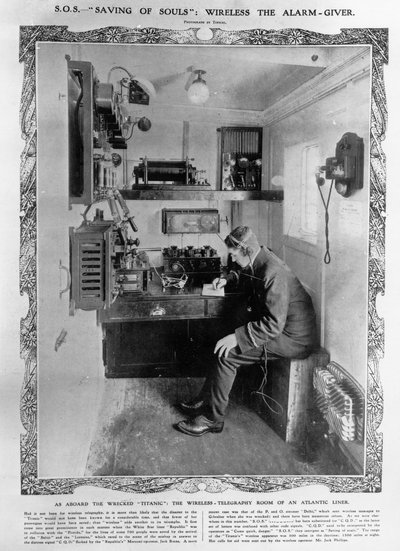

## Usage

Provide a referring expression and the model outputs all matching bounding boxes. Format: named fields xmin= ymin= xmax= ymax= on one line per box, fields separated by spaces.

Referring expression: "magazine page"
xmin=1 ymin=0 xmax=399 ymax=549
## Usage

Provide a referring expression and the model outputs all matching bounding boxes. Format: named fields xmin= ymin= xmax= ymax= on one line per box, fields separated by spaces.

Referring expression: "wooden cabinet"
xmin=103 ymin=318 xmax=228 ymax=378
xmin=101 ymin=291 xmax=241 ymax=377
xmin=103 ymin=320 xmax=190 ymax=377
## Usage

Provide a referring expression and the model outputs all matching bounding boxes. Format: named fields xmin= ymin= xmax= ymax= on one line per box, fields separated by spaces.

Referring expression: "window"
xmin=300 ymin=144 xmax=319 ymax=242
xmin=282 ymin=142 xmax=319 ymax=245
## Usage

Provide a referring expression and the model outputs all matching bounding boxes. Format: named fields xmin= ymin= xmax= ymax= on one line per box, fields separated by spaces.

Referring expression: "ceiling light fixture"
xmin=187 ymin=70 xmax=210 ymax=105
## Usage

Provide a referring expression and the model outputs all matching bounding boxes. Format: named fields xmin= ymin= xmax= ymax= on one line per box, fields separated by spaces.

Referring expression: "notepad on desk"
xmin=201 ymin=284 xmax=225 ymax=297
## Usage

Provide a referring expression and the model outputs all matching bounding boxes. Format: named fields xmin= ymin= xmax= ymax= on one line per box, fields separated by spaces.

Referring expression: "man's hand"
xmin=214 ymin=333 xmax=238 ymax=358
xmin=212 ymin=277 xmax=227 ymax=290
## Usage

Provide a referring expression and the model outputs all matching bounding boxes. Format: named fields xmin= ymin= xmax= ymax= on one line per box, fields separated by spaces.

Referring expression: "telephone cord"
xmin=317 ymin=179 xmax=334 ymax=264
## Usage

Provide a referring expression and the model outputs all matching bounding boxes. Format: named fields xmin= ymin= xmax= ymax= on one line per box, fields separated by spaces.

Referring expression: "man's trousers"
xmin=198 ymin=336 xmax=314 ymax=422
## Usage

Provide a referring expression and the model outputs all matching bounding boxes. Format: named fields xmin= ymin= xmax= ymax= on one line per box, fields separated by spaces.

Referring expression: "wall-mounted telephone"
xmin=318 ymin=132 xmax=364 ymax=197
xmin=315 ymin=132 xmax=364 ymax=264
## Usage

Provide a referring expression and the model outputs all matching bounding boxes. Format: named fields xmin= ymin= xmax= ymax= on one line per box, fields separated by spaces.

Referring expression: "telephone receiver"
xmin=319 ymin=132 xmax=364 ymax=197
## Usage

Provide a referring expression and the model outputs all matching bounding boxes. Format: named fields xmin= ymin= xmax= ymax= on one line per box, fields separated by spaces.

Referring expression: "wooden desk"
xmin=98 ymin=278 xmax=243 ymax=377
xmin=99 ymin=278 xmax=326 ymax=452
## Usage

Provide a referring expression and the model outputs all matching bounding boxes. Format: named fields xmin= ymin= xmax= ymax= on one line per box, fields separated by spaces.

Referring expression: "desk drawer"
xmin=105 ymin=299 xmax=205 ymax=320
xmin=207 ymin=296 xmax=239 ymax=317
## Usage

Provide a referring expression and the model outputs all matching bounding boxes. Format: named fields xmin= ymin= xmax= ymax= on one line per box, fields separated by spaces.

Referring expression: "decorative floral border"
xmin=19 ymin=26 xmax=387 ymax=495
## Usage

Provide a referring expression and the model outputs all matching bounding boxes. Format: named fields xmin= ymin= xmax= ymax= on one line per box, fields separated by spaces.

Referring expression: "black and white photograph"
xmin=30 ymin=36 xmax=374 ymax=482
xmin=1 ymin=1 xmax=399 ymax=548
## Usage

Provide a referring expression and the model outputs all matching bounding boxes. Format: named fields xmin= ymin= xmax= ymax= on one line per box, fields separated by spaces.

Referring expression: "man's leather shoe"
xmin=176 ymin=398 xmax=204 ymax=415
xmin=174 ymin=415 xmax=224 ymax=437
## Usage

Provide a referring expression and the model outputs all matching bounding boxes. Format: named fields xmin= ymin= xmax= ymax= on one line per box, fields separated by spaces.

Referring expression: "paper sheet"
xmin=201 ymin=284 xmax=225 ymax=297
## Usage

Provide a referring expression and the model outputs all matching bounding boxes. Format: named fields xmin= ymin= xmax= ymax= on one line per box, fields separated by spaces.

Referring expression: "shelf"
xmin=120 ymin=189 xmax=283 ymax=201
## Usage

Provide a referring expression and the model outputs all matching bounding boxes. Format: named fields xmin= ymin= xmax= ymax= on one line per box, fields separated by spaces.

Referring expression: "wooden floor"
xmin=85 ymin=377 xmax=346 ymax=477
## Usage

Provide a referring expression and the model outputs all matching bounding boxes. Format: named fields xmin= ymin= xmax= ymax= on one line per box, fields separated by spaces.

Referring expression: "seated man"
xmin=174 ymin=225 xmax=318 ymax=437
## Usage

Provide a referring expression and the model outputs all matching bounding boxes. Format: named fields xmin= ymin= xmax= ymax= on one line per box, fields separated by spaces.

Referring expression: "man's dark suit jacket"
xmin=227 ymin=247 xmax=318 ymax=359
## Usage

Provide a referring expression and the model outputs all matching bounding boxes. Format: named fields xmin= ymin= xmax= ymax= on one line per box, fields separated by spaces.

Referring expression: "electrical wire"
xmin=317 ymin=179 xmax=334 ymax=264
xmin=251 ymin=346 xmax=284 ymax=416
xmin=151 ymin=263 xmax=164 ymax=282
xmin=150 ymin=261 xmax=188 ymax=289
xmin=107 ymin=66 xmax=133 ymax=82
xmin=124 ymin=122 xmax=136 ymax=142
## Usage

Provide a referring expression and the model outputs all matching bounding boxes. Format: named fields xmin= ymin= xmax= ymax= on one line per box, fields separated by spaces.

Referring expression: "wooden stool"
xmin=247 ymin=348 xmax=329 ymax=444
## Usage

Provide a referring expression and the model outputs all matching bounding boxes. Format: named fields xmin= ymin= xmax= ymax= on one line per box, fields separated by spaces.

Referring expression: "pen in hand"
xmin=213 ymin=277 xmax=224 ymax=290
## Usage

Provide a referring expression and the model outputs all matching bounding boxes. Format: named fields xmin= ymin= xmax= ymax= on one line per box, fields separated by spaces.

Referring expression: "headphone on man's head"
xmin=227 ymin=231 xmax=253 ymax=256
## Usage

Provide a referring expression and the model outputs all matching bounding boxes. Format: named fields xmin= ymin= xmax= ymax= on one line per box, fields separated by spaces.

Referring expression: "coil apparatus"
xmin=162 ymin=245 xmax=221 ymax=286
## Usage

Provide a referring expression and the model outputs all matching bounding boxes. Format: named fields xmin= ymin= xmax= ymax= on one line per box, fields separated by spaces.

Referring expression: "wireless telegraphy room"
xmin=34 ymin=41 xmax=370 ymax=478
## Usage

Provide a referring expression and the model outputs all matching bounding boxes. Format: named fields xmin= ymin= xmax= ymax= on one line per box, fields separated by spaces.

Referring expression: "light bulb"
xmin=118 ymin=95 xmax=129 ymax=118
xmin=187 ymin=71 xmax=210 ymax=105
